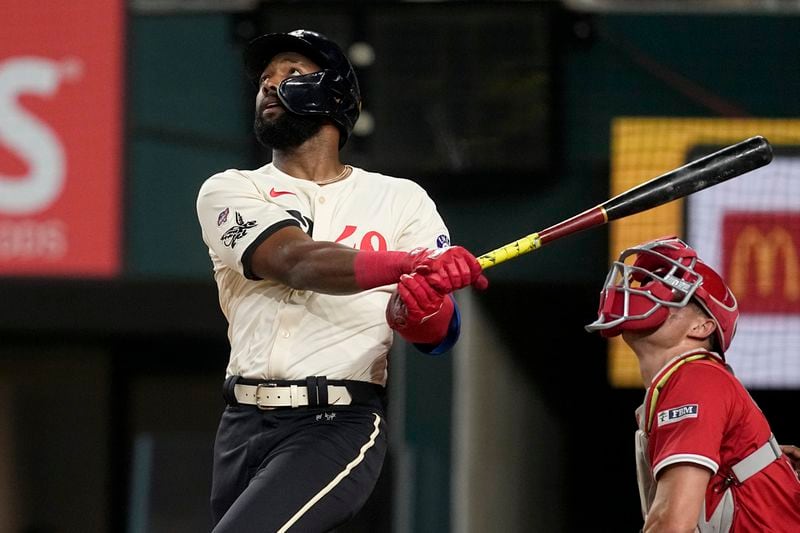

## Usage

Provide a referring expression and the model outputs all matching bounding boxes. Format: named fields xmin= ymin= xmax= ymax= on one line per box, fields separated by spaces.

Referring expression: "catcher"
xmin=586 ymin=236 xmax=800 ymax=531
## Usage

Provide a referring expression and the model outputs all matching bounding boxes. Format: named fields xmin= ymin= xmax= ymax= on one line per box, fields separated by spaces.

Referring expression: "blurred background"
xmin=1 ymin=0 xmax=799 ymax=531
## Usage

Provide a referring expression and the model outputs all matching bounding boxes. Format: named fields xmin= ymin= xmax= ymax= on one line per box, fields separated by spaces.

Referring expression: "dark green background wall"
xmin=126 ymin=15 xmax=252 ymax=279
xmin=126 ymin=10 xmax=800 ymax=284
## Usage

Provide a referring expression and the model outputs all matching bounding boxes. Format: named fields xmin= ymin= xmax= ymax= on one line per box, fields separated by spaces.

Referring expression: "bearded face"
xmin=254 ymin=108 xmax=326 ymax=150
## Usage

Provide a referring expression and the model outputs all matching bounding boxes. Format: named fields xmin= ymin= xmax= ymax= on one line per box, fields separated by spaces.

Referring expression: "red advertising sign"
xmin=0 ymin=1 xmax=123 ymax=276
xmin=722 ymin=212 xmax=800 ymax=314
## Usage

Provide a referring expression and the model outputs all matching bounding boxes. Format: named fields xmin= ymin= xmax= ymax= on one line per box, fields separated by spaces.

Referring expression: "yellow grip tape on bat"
xmin=477 ymin=233 xmax=541 ymax=270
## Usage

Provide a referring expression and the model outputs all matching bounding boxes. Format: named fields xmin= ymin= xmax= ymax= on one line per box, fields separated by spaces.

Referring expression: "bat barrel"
xmin=603 ymin=136 xmax=773 ymax=222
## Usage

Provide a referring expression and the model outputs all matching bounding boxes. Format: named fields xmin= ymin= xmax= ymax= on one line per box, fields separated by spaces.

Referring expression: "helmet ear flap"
xmin=277 ymin=70 xmax=360 ymax=147
xmin=691 ymin=262 xmax=739 ymax=352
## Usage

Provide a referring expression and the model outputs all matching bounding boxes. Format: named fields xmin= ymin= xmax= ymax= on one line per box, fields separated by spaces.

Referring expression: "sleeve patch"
xmin=657 ymin=404 xmax=699 ymax=427
xmin=436 ymin=234 xmax=450 ymax=248
xmin=221 ymin=211 xmax=257 ymax=248
xmin=217 ymin=207 xmax=230 ymax=226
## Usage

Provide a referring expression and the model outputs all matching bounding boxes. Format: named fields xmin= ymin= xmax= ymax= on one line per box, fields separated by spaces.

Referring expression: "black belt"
xmin=223 ymin=376 xmax=385 ymax=409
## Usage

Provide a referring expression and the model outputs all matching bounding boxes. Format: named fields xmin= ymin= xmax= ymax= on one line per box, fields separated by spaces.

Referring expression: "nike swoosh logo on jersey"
xmin=269 ymin=188 xmax=296 ymax=198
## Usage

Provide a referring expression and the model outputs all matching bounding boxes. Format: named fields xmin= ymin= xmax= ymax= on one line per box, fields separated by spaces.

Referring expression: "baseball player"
xmin=196 ymin=29 xmax=487 ymax=533
xmin=586 ymin=236 xmax=800 ymax=532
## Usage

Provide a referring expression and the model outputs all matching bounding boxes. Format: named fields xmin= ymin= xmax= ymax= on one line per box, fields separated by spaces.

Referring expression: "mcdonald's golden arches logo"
xmin=723 ymin=213 xmax=800 ymax=313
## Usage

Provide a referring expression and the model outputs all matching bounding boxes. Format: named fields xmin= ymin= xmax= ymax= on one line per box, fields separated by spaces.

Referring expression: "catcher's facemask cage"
xmin=244 ymin=29 xmax=362 ymax=149
xmin=585 ymin=236 xmax=739 ymax=353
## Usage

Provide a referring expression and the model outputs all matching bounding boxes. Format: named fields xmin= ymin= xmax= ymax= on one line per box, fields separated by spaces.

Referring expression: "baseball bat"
xmin=477 ymin=135 xmax=773 ymax=269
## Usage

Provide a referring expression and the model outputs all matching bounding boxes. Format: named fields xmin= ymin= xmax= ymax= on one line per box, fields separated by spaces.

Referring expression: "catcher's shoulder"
xmin=674 ymin=357 xmax=741 ymax=390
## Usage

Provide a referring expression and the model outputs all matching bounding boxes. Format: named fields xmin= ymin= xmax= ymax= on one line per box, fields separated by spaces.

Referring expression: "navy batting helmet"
xmin=244 ymin=29 xmax=361 ymax=148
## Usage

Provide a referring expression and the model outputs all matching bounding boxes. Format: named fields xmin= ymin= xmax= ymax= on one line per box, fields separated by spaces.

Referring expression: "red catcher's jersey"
xmin=647 ymin=356 xmax=800 ymax=530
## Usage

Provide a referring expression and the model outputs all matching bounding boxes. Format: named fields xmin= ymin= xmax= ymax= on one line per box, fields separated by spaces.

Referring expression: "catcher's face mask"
xmin=585 ymin=237 xmax=704 ymax=338
xmin=586 ymin=236 xmax=739 ymax=352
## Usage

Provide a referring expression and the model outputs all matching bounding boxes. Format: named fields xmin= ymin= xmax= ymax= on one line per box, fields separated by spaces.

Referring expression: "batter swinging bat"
xmin=477 ymin=135 xmax=773 ymax=270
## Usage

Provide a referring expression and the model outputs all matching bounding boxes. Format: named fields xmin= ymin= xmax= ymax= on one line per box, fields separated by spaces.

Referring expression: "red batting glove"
xmin=353 ymin=247 xmax=431 ymax=290
xmin=353 ymin=246 xmax=488 ymax=293
xmin=386 ymin=273 xmax=455 ymax=344
xmin=412 ymin=246 xmax=489 ymax=293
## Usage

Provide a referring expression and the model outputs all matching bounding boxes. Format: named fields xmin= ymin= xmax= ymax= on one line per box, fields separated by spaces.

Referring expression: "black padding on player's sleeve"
xmin=241 ymin=219 xmax=302 ymax=280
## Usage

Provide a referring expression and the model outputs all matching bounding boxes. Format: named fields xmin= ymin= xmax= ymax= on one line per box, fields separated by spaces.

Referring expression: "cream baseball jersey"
xmin=196 ymin=163 xmax=451 ymax=385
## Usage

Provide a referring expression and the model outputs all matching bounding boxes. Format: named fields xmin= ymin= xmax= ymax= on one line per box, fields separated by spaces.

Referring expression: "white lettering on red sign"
xmin=0 ymin=57 xmax=80 ymax=214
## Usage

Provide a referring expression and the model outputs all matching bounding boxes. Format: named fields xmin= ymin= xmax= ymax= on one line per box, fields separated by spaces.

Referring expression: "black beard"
xmin=254 ymin=110 xmax=325 ymax=150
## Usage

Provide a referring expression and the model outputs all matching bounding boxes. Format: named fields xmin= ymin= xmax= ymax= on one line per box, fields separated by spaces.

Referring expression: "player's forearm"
xmin=249 ymin=232 xmax=415 ymax=294
xmin=643 ymin=472 xmax=707 ymax=532
xmin=252 ymin=239 xmax=363 ymax=294
xmin=643 ymin=464 xmax=710 ymax=533
xmin=643 ymin=508 xmax=699 ymax=533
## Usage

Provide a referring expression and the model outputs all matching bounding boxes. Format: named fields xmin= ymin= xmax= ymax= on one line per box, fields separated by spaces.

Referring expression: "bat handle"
xmin=477 ymin=233 xmax=542 ymax=269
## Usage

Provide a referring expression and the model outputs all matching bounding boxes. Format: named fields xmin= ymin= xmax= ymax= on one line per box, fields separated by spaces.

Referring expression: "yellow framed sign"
xmin=609 ymin=118 xmax=800 ymax=388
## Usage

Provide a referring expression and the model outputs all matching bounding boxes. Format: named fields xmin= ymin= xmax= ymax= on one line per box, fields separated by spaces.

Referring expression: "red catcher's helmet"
xmin=585 ymin=236 xmax=739 ymax=353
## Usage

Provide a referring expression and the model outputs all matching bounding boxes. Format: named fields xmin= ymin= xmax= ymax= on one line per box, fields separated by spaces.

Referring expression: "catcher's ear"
xmin=688 ymin=315 xmax=716 ymax=343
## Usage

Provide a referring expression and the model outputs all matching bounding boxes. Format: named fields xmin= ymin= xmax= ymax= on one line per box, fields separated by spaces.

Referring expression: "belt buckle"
xmin=255 ymin=382 xmax=277 ymax=410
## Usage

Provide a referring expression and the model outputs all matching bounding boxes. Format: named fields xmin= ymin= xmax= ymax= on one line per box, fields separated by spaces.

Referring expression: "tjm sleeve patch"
xmin=657 ymin=404 xmax=699 ymax=427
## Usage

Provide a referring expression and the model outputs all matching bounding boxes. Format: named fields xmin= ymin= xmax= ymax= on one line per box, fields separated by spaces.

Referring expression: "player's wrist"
xmin=353 ymin=249 xmax=428 ymax=290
